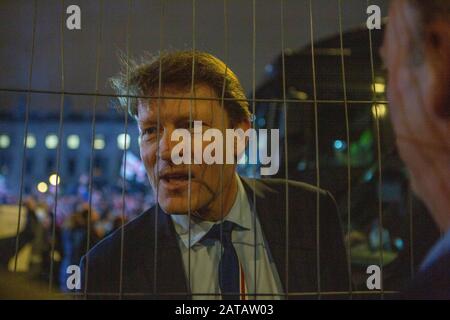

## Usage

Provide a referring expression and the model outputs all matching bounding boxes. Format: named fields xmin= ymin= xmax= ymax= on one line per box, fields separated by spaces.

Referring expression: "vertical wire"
xmin=308 ymin=0 xmax=321 ymax=298
xmin=366 ymin=0 xmax=384 ymax=298
xmin=251 ymin=0 xmax=257 ymax=299
xmin=14 ymin=0 xmax=37 ymax=272
xmin=219 ymin=0 xmax=229 ymax=299
xmin=84 ymin=0 xmax=104 ymax=299
xmin=49 ymin=0 xmax=66 ymax=292
xmin=337 ymin=0 xmax=353 ymax=298
xmin=153 ymin=0 xmax=166 ymax=297
xmin=408 ymin=185 xmax=414 ymax=279
xmin=188 ymin=0 xmax=196 ymax=298
xmin=119 ymin=0 xmax=133 ymax=299
xmin=280 ymin=0 xmax=290 ymax=299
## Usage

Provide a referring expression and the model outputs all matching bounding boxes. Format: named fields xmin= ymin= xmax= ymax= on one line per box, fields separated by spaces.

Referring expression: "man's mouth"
xmin=158 ymin=171 xmax=193 ymax=190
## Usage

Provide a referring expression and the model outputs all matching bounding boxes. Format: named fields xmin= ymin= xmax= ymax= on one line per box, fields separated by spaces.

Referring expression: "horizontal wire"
xmin=59 ymin=290 xmax=399 ymax=297
xmin=0 ymin=87 xmax=388 ymax=105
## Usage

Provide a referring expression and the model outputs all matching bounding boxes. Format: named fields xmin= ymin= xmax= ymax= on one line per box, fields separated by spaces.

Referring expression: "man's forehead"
xmin=137 ymin=96 xmax=223 ymax=123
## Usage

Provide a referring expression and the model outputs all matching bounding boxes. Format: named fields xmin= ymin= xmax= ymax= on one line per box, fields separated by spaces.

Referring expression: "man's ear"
xmin=424 ymin=19 xmax=450 ymax=119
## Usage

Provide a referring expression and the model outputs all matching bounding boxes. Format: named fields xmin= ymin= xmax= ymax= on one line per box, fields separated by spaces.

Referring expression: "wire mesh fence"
xmin=0 ymin=0 xmax=441 ymax=300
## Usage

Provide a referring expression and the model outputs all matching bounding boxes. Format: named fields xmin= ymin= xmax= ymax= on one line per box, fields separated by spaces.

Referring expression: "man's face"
xmin=137 ymin=85 xmax=240 ymax=216
xmin=381 ymin=0 xmax=450 ymax=196
xmin=380 ymin=0 xmax=434 ymax=189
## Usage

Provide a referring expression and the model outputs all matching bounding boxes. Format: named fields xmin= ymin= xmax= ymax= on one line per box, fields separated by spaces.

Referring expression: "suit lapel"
xmin=240 ymin=177 xmax=288 ymax=292
xmin=140 ymin=205 xmax=189 ymax=298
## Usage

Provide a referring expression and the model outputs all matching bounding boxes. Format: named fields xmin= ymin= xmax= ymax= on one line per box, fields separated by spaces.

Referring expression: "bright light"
xmin=289 ymin=87 xmax=308 ymax=100
xmin=333 ymin=140 xmax=346 ymax=151
xmin=26 ymin=134 xmax=36 ymax=148
xmin=117 ymin=134 xmax=130 ymax=150
xmin=49 ymin=174 xmax=61 ymax=186
xmin=94 ymin=135 xmax=105 ymax=150
xmin=45 ymin=135 xmax=58 ymax=149
xmin=371 ymin=104 xmax=387 ymax=119
xmin=0 ymin=135 xmax=10 ymax=148
xmin=37 ymin=182 xmax=48 ymax=193
xmin=372 ymin=77 xmax=386 ymax=94
xmin=297 ymin=91 xmax=308 ymax=100
xmin=67 ymin=134 xmax=80 ymax=149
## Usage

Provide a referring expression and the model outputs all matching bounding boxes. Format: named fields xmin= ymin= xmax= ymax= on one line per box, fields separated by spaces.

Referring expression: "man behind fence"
xmin=79 ymin=51 xmax=348 ymax=299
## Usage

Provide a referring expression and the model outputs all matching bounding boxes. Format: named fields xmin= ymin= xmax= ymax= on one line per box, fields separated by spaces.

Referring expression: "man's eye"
xmin=141 ymin=127 xmax=157 ymax=138
xmin=183 ymin=120 xmax=197 ymax=129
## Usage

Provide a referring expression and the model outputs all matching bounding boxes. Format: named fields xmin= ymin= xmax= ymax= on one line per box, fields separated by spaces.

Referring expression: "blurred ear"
xmin=424 ymin=19 xmax=450 ymax=119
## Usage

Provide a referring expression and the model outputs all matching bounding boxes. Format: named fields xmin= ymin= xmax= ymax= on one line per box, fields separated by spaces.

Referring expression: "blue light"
xmin=333 ymin=140 xmax=346 ymax=150
xmin=394 ymin=238 xmax=404 ymax=250
xmin=265 ymin=64 xmax=274 ymax=74
xmin=257 ymin=117 xmax=266 ymax=127
xmin=297 ymin=160 xmax=307 ymax=171
xmin=364 ymin=170 xmax=374 ymax=182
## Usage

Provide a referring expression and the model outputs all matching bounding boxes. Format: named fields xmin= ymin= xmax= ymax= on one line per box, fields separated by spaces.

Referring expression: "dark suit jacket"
xmin=79 ymin=177 xmax=350 ymax=299
xmin=403 ymin=250 xmax=450 ymax=299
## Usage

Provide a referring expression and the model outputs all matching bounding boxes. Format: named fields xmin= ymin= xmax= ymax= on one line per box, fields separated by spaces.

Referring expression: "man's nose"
xmin=158 ymin=127 xmax=176 ymax=162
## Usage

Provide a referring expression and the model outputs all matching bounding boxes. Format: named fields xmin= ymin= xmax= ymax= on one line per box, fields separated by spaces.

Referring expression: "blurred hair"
xmin=409 ymin=0 xmax=450 ymax=27
xmin=407 ymin=0 xmax=450 ymax=65
xmin=110 ymin=50 xmax=251 ymax=127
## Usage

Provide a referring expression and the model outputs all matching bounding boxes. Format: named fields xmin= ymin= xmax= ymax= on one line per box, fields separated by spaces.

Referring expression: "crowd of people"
xmin=0 ymin=175 xmax=154 ymax=292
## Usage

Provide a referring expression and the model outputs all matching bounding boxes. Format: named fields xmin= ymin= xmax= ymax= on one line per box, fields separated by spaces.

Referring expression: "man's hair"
xmin=407 ymin=0 xmax=450 ymax=65
xmin=110 ymin=50 xmax=251 ymax=126
xmin=409 ymin=0 xmax=450 ymax=27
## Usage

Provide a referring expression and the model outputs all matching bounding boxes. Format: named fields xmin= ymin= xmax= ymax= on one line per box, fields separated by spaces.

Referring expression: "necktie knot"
xmin=201 ymin=221 xmax=235 ymax=246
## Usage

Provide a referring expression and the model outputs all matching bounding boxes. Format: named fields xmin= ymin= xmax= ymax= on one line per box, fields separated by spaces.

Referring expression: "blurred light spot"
xmin=45 ymin=135 xmax=58 ymax=149
xmin=371 ymin=104 xmax=387 ymax=119
xmin=289 ymin=87 xmax=308 ymax=100
xmin=26 ymin=134 xmax=36 ymax=149
xmin=67 ymin=134 xmax=80 ymax=149
xmin=37 ymin=182 xmax=48 ymax=193
xmin=49 ymin=174 xmax=61 ymax=186
xmin=297 ymin=160 xmax=307 ymax=171
xmin=364 ymin=170 xmax=374 ymax=182
xmin=333 ymin=140 xmax=346 ymax=150
xmin=394 ymin=238 xmax=404 ymax=250
xmin=257 ymin=117 xmax=266 ymax=127
xmin=94 ymin=135 xmax=105 ymax=150
xmin=0 ymin=135 xmax=10 ymax=148
xmin=117 ymin=133 xmax=130 ymax=150
xmin=372 ymin=77 xmax=385 ymax=94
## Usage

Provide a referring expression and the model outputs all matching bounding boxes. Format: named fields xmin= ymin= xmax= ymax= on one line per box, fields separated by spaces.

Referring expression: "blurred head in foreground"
xmin=380 ymin=0 xmax=450 ymax=232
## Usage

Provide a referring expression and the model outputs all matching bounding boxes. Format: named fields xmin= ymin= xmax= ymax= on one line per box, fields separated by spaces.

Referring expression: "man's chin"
xmin=158 ymin=198 xmax=197 ymax=215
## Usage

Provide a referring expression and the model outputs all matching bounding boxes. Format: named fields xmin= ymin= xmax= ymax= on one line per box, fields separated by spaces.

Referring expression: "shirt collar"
xmin=170 ymin=175 xmax=252 ymax=249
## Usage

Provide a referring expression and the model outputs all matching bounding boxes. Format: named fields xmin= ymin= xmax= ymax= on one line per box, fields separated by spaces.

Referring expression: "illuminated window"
xmin=0 ymin=135 xmax=10 ymax=149
xmin=45 ymin=134 xmax=58 ymax=149
xmin=94 ymin=135 xmax=105 ymax=150
xmin=117 ymin=133 xmax=130 ymax=150
xmin=25 ymin=134 xmax=36 ymax=149
xmin=67 ymin=134 xmax=80 ymax=149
